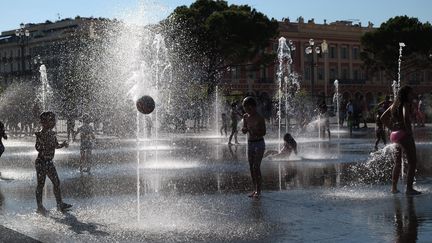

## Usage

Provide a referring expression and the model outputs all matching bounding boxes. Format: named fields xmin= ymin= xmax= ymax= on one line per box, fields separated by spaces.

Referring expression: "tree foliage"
xmin=361 ymin=16 xmax=432 ymax=80
xmin=163 ymin=0 xmax=279 ymax=93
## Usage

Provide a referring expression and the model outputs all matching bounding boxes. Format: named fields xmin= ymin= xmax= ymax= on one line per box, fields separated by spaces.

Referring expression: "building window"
xmin=353 ymin=69 xmax=359 ymax=80
xmin=318 ymin=67 xmax=324 ymax=80
xmin=330 ymin=67 xmax=337 ymax=79
xmin=329 ymin=46 xmax=337 ymax=59
xmin=248 ymin=69 xmax=256 ymax=80
xmin=304 ymin=67 xmax=311 ymax=80
xmin=352 ymin=47 xmax=359 ymax=59
xmin=427 ymin=71 xmax=432 ymax=81
xmin=342 ymin=68 xmax=348 ymax=79
xmin=231 ymin=67 xmax=240 ymax=80
xmin=341 ymin=46 xmax=348 ymax=59
xmin=260 ymin=65 xmax=268 ymax=79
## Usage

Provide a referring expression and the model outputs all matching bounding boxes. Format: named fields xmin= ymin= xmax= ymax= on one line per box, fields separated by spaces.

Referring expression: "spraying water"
xmin=38 ymin=64 xmax=53 ymax=111
xmin=333 ymin=79 xmax=341 ymax=137
xmin=276 ymin=37 xmax=297 ymax=151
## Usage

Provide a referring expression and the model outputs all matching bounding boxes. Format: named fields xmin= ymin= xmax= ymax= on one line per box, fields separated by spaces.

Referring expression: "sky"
xmin=1 ymin=0 xmax=431 ymax=32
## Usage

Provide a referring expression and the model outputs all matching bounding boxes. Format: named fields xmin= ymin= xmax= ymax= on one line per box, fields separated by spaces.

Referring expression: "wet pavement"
xmin=0 ymin=126 xmax=432 ymax=242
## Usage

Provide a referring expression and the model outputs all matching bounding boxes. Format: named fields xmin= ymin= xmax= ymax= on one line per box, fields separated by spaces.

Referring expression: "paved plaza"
xmin=0 ymin=126 xmax=431 ymax=242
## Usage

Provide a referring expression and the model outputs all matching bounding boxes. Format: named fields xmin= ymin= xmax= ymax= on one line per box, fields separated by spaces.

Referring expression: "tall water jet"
xmin=397 ymin=42 xmax=405 ymax=89
xmin=276 ymin=37 xmax=296 ymax=151
xmin=333 ymin=79 xmax=341 ymax=137
xmin=38 ymin=64 xmax=52 ymax=111
xmin=215 ymin=85 xmax=219 ymax=135
xmin=392 ymin=80 xmax=399 ymax=101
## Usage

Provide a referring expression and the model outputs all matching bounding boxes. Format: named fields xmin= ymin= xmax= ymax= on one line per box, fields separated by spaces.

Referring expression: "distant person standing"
xmin=360 ymin=95 xmax=369 ymax=128
xmin=228 ymin=103 xmax=240 ymax=145
xmin=318 ymin=101 xmax=331 ymax=139
xmin=66 ymin=116 xmax=75 ymax=142
xmin=416 ymin=95 xmax=426 ymax=127
xmin=220 ymin=113 xmax=228 ymax=136
xmin=374 ymin=111 xmax=386 ymax=151
xmin=242 ymin=97 xmax=266 ymax=198
xmin=74 ymin=114 xmax=95 ymax=173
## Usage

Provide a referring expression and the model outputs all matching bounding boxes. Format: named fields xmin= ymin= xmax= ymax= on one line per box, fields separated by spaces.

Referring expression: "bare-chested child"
xmin=241 ymin=97 xmax=266 ymax=198
xmin=264 ymin=133 xmax=298 ymax=159
xmin=35 ymin=112 xmax=72 ymax=215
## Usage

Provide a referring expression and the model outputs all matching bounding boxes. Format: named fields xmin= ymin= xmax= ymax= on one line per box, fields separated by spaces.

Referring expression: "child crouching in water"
xmin=242 ymin=97 xmax=266 ymax=198
xmin=264 ymin=133 xmax=298 ymax=159
xmin=35 ymin=112 xmax=72 ymax=214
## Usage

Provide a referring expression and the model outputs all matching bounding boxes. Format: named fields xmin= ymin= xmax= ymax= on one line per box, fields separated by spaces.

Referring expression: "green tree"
xmin=163 ymin=0 xmax=278 ymax=94
xmin=361 ymin=16 xmax=432 ymax=81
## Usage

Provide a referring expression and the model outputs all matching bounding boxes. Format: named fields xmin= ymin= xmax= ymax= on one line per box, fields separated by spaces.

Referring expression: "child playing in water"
xmin=242 ymin=97 xmax=266 ymax=198
xmin=264 ymin=133 xmax=298 ymax=159
xmin=347 ymin=111 xmax=353 ymax=137
xmin=374 ymin=112 xmax=386 ymax=151
xmin=35 ymin=112 xmax=72 ymax=214
xmin=74 ymin=114 xmax=95 ymax=173
xmin=381 ymin=86 xmax=421 ymax=195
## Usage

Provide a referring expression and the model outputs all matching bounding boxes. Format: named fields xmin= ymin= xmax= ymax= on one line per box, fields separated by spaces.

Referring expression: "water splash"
xmin=347 ymin=144 xmax=402 ymax=185
xmin=38 ymin=64 xmax=53 ymax=111
xmin=333 ymin=80 xmax=341 ymax=137
xmin=276 ymin=37 xmax=299 ymax=151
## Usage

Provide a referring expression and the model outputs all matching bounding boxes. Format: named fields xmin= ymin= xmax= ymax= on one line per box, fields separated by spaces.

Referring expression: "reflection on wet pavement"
xmin=0 ymin=129 xmax=431 ymax=242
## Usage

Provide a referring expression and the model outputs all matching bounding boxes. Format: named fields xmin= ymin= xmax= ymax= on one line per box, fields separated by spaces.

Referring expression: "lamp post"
xmin=15 ymin=23 xmax=30 ymax=75
xmin=305 ymin=39 xmax=328 ymax=100
xmin=321 ymin=40 xmax=329 ymax=101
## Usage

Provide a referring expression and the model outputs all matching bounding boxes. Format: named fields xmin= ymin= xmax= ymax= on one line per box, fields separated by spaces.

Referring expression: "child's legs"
xmin=399 ymin=136 xmax=417 ymax=189
xmin=46 ymin=163 xmax=62 ymax=204
xmin=0 ymin=143 xmax=4 ymax=157
xmin=228 ymin=127 xmax=236 ymax=142
xmin=392 ymin=145 xmax=403 ymax=189
xmin=85 ymin=150 xmax=92 ymax=169
xmin=80 ymin=150 xmax=86 ymax=169
xmin=381 ymin=132 xmax=387 ymax=145
xmin=35 ymin=163 xmax=48 ymax=207
xmin=247 ymin=141 xmax=265 ymax=193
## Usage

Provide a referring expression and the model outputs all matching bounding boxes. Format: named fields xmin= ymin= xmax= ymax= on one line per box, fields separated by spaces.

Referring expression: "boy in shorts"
xmin=242 ymin=97 xmax=266 ymax=198
xmin=35 ymin=112 xmax=72 ymax=214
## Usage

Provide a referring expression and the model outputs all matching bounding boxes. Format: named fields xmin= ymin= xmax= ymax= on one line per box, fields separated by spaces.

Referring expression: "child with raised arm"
xmin=241 ymin=97 xmax=266 ymax=198
xmin=74 ymin=114 xmax=95 ymax=173
xmin=35 ymin=112 xmax=72 ymax=214
xmin=380 ymin=86 xmax=421 ymax=195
